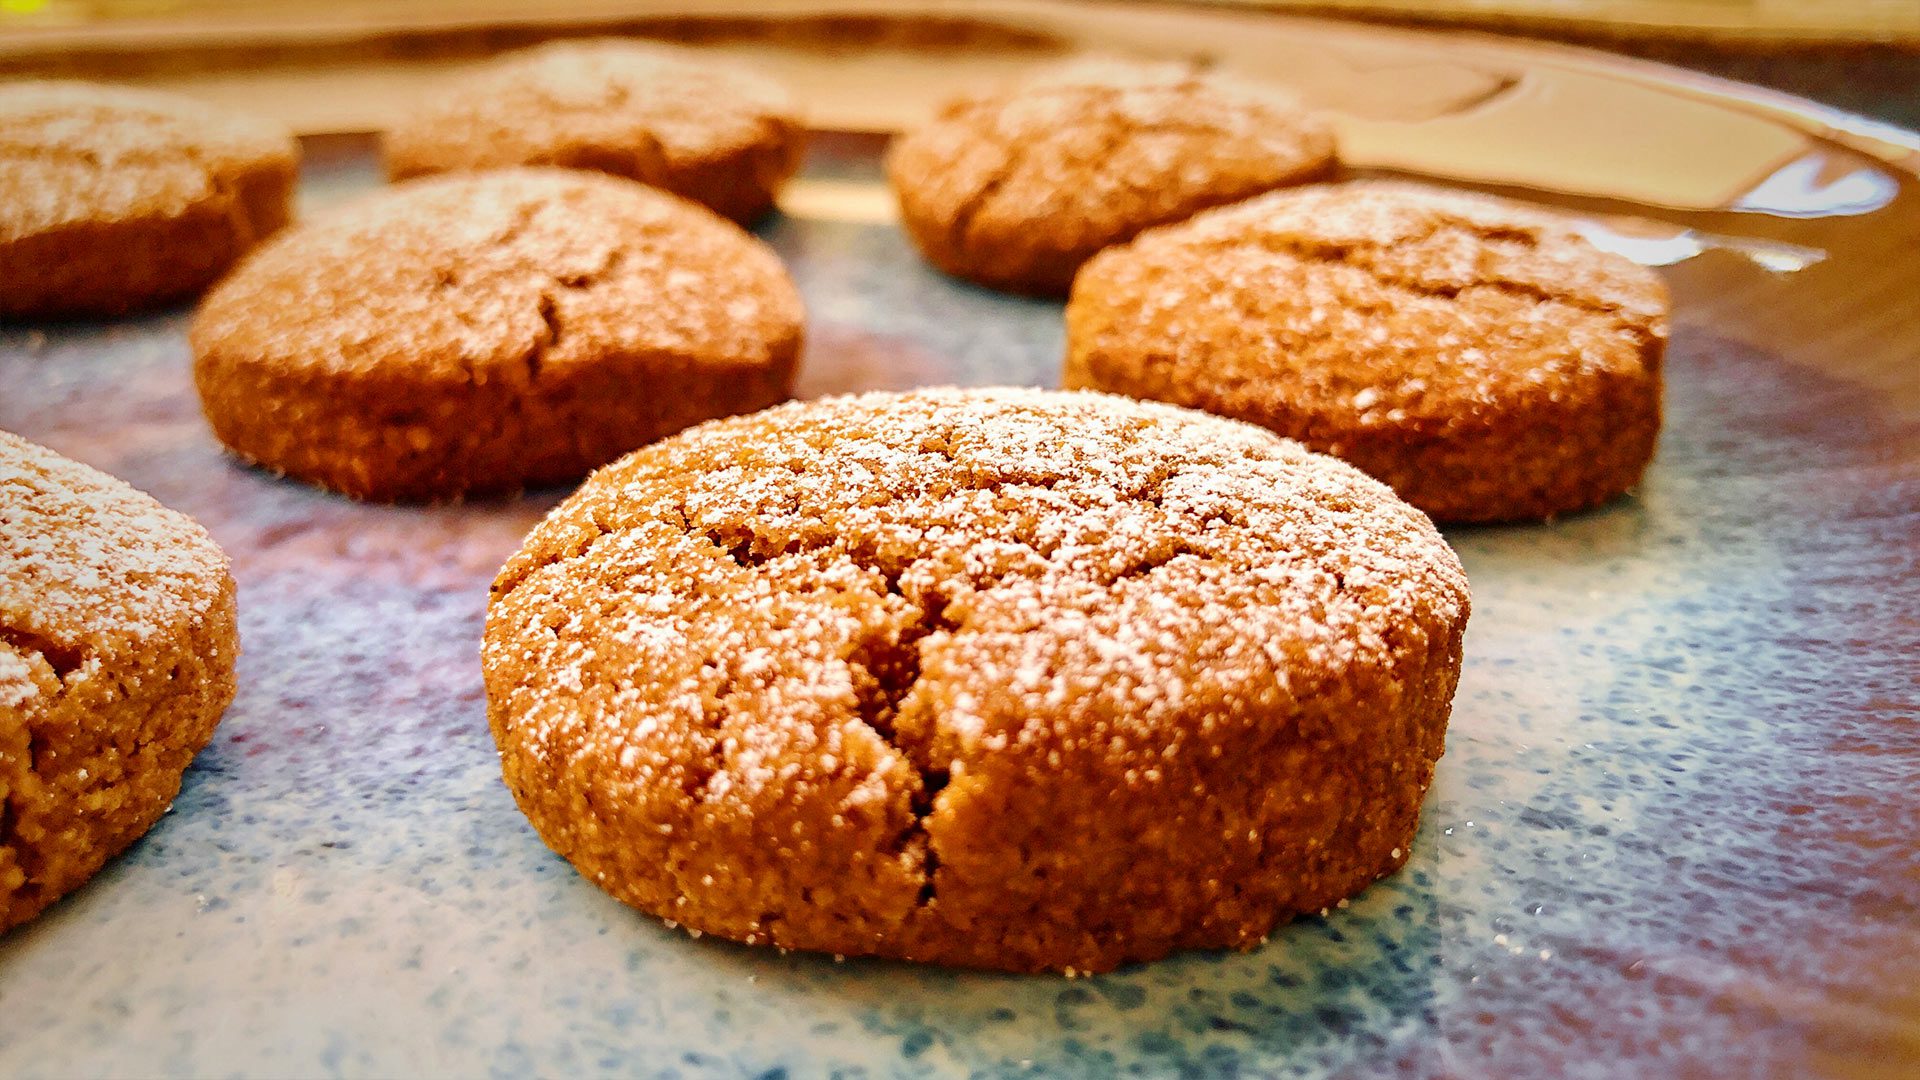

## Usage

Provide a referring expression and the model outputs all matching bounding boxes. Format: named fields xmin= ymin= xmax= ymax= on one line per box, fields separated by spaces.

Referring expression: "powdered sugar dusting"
xmin=0 ymin=645 xmax=36 ymax=709
xmin=191 ymin=167 xmax=802 ymax=383
xmin=1073 ymin=181 xmax=1669 ymax=404
xmin=0 ymin=431 xmax=230 ymax=699
xmin=887 ymin=57 xmax=1337 ymax=289
xmin=0 ymin=80 xmax=294 ymax=241
xmin=1072 ymin=179 xmax=1669 ymax=406
xmin=1151 ymin=180 xmax=1670 ymax=328
xmin=1066 ymin=180 xmax=1671 ymax=521
xmin=484 ymin=389 xmax=1467 ymax=906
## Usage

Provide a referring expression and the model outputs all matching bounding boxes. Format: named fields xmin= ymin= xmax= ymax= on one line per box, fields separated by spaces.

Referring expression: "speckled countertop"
xmin=0 ymin=119 xmax=1916 ymax=1078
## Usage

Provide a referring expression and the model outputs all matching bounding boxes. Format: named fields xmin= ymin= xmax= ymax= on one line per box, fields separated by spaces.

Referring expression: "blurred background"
xmin=1 ymin=0 xmax=1917 ymax=129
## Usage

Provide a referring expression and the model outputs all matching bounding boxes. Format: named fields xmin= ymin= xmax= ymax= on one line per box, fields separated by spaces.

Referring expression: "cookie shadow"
xmin=654 ymin=857 xmax=1446 ymax=1077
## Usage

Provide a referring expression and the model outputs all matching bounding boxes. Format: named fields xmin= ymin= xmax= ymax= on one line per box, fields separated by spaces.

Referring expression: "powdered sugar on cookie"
xmin=0 ymin=431 xmax=229 ymax=684
xmin=483 ymin=387 xmax=1469 ymax=972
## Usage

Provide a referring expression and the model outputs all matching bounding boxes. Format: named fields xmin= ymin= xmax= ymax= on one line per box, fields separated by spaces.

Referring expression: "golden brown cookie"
xmin=1 ymin=432 xmax=238 ymax=932
xmin=483 ymin=387 xmax=1469 ymax=973
xmin=886 ymin=59 xmax=1336 ymax=296
xmin=191 ymin=167 xmax=804 ymax=502
xmin=383 ymin=39 xmax=806 ymax=225
xmin=1066 ymin=181 xmax=1670 ymax=523
xmin=0 ymin=80 xmax=298 ymax=320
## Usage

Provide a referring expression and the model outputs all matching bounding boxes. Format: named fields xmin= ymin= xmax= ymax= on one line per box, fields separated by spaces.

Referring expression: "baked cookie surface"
xmin=483 ymin=387 xmax=1469 ymax=973
xmin=191 ymin=167 xmax=804 ymax=502
xmin=1066 ymin=181 xmax=1670 ymax=523
xmin=0 ymin=432 xmax=238 ymax=932
xmin=383 ymin=39 xmax=805 ymax=225
xmin=886 ymin=59 xmax=1336 ymax=296
xmin=0 ymin=80 xmax=298 ymax=320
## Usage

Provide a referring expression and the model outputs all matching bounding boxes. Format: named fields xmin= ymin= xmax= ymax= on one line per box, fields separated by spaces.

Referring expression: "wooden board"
xmin=3 ymin=2 xmax=1917 ymax=204
xmin=5 ymin=0 xmax=1920 ymax=46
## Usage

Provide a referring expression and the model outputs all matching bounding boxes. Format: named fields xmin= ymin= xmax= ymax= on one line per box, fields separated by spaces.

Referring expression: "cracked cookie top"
xmin=0 ymin=431 xmax=230 ymax=710
xmin=886 ymin=58 xmax=1336 ymax=293
xmin=382 ymin=39 xmax=804 ymax=223
xmin=1068 ymin=180 xmax=1670 ymax=435
xmin=191 ymin=167 xmax=800 ymax=385
xmin=0 ymin=80 xmax=295 ymax=242
xmin=483 ymin=387 xmax=1468 ymax=968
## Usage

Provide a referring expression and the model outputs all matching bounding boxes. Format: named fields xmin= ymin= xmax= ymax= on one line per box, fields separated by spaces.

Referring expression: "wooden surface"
xmin=3 ymin=0 xmax=1918 ymax=46
xmin=1213 ymin=0 xmax=1920 ymax=45
xmin=2 ymin=1 xmax=1917 ymax=208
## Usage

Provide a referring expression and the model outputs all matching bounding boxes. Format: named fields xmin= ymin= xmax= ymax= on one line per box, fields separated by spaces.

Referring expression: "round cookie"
xmin=483 ymin=387 xmax=1469 ymax=973
xmin=1065 ymin=181 xmax=1670 ymax=523
xmin=1 ymin=431 xmax=238 ymax=932
xmin=191 ymin=167 xmax=805 ymax=502
xmin=886 ymin=58 xmax=1336 ymax=296
xmin=383 ymin=39 xmax=806 ymax=225
xmin=0 ymin=80 xmax=298 ymax=320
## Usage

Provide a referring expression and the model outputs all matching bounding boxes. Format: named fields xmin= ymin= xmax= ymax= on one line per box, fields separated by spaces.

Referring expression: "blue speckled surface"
xmin=0 ymin=127 xmax=1915 ymax=1078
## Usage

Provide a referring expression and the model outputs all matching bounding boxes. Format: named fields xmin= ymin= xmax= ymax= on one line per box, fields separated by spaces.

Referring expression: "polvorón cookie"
xmin=1 ymin=432 xmax=238 ymax=930
xmin=1066 ymin=181 xmax=1669 ymax=522
xmin=483 ymin=387 xmax=1469 ymax=973
xmin=191 ymin=167 xmax=804 ymax=501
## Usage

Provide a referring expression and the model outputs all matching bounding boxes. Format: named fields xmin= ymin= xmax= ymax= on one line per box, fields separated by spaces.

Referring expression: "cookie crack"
xmin=947 ymin=78 xmax=1298 ymax=263
xmin=0 ymin=734 xmax=25 ymax=873
xmin=520 ymin=248 xmax=631 ymax=383
xmin=1098 ymin=73 xmax=1274 ymax=148
xmin=0 ymin=799 xmax=14 ymax=886
xmin=1206 ymin=218 xmax=1655 ymax=329
xmin=490 ymin=199 xmax=545 ymax=249
xmin=1108 ymin=539 xmax=1205 ymax=584
xmin=954 ymin=83 xmax=1149 ymax=257
xmin=524 ymin=294 xmax=561 ymax=382
xmin=946 ymin=137 xmax=1033 ymax=259
xmin=496 ymin=419 xmax=1277 ymax=919
xmin=498 ymin=439 xmax=1232 ymax=605
xmin=683 ymin=512 xmax=961 ymax=908
xmin=940 ymin=77 xmax=1135 ymax=255
xmin=174 ymin=142 xmax=278 ymax=245
xmin=0 ymin=626 xmax=83 ymax=682
xmin=842 ymin=573 xmax=954 ymax=910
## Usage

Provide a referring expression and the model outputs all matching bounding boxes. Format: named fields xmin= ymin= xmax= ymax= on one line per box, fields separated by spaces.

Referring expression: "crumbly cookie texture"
xmin=383 ymin=39 xmax=806 ymax=225
xmin=887 ymin=58 xmax=1337 ymax=296
xmin=1066 ymin=180 xmax=1670 ymax=523
xmin=191 ymin=167 xmax=804 ymax=502
xmin=483 ymin=387 xmax=1469 ymax=973
xmin=1 ymin=431 xmax=238 ymax=931
xmin=0 ymin=80 xmax=297 ymax=319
